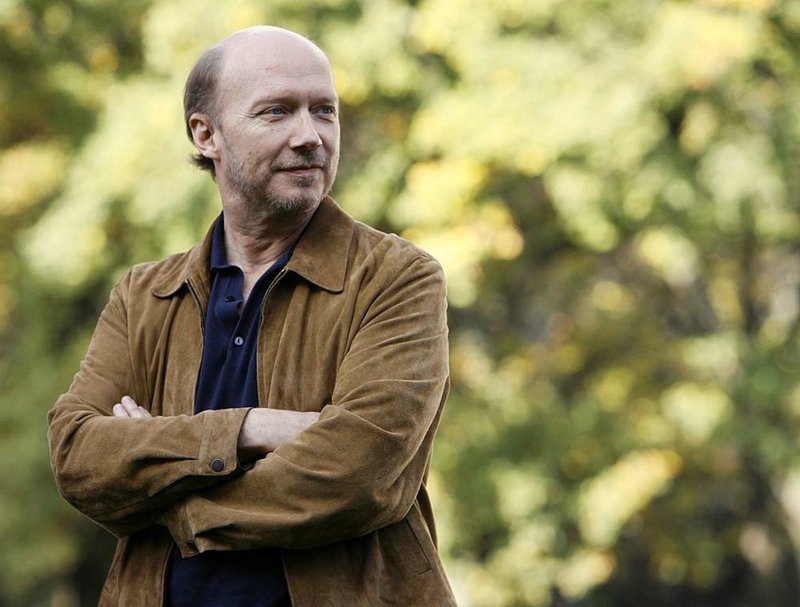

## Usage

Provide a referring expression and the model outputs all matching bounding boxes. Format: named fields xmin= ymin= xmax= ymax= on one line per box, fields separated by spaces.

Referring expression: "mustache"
xmin=272 ymin=151 xmax=326 ymax=171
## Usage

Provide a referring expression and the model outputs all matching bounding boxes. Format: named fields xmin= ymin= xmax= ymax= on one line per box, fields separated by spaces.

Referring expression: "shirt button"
xmin=186 ymin=540 xmax=197 ymax=552
xmin=233 ymin=336 xmax=244 ymax=346
xmin=224 ymin=295 xmax=235 ymax=302
xmin=211 ymin=458 xmax=225 ymax=472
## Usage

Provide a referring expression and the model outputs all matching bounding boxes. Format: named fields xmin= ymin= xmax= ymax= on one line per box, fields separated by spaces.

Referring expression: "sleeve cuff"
xmin=197 ymin=407 xmax=252 ymax=477
xmin=161 ymin=407 xmax=253 ymax=556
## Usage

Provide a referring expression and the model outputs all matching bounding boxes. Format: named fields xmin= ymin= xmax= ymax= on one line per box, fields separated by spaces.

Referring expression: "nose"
xmin=289 ymin=110 xmax=322 ymax=150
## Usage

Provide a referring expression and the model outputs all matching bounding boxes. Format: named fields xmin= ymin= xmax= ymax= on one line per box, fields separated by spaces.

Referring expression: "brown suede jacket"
xmin=48 ymin=197 xmax=457 ymax=606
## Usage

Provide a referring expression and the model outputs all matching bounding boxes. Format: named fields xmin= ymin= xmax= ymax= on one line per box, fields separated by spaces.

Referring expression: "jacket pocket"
xmin=382 ymin=506 xmax=434 ymax=576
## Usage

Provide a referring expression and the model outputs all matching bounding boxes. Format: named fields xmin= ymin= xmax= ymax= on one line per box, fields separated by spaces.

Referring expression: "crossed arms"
xmin=113 ymin=396 xmax=318 ymax=466
xmin=48 ymin=252 xmax=449 ymax=555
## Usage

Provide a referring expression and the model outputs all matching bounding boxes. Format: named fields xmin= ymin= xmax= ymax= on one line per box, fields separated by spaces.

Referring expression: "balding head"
xmin=183 ymin=26 xmax=332 ymax=177
xmin=218 ymin=26 xmax=330 ymax=70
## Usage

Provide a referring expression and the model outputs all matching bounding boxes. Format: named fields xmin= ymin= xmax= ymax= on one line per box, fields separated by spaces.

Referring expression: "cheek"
xmin=319 ymin=121 xmax=339 ymax=144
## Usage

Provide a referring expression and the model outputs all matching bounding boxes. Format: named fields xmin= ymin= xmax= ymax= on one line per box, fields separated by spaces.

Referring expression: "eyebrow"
xmin=248 ymin=94 xmax=339 ymax=110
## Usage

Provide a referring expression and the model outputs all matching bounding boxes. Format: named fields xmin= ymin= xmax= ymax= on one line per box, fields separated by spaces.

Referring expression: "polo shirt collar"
xmin=152 ymin=197 xmax=353 ymax=297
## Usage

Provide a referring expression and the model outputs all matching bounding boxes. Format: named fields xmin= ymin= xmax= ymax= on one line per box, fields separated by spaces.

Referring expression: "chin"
xmin=256 ymin=189 xmax=323 ymax=217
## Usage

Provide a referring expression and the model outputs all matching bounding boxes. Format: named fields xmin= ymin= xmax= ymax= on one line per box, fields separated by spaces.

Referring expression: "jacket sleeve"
xmin=47 ymin=270 xmax=251 ymax=538
xmin=160 ymin=253 xmax=450 ymax=555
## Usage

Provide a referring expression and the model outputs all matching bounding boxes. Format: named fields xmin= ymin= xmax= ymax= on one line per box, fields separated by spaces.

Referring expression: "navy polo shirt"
xmin=166 ymin=215 xmax=293 ymax=607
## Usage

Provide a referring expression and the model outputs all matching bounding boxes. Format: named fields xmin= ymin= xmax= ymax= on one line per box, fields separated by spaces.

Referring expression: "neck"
xmin=221 ymin=201 xmax=318 ymax=273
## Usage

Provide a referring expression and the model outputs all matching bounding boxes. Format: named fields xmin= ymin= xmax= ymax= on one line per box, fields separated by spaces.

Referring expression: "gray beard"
xmin=225 ymin=162 xmax=321 ymax=220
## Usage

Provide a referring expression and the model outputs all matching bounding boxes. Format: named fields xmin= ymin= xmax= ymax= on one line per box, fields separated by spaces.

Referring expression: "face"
xmin=209 ymin=33 xmax=340 ymax=220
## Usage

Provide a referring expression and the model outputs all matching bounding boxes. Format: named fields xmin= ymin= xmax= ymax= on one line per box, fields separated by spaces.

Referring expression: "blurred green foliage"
xmin=3 ymin=0 xmax=800 ymax=605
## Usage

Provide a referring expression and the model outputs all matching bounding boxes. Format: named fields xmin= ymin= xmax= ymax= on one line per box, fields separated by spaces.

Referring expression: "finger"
xmin=121 ymin=395 xmax=138 ymax=409
xmin=112 ymin=403 xmax=130 ymax=418
xmin=118 ymin=396 xmax=146 ymax=419
xmin=127 ymin=403 xmax=149 ymax=419
xmin=136 ymin=406 xmax=152 ymax=419
xmin=120 ymin=396 xmax=142 ymax=416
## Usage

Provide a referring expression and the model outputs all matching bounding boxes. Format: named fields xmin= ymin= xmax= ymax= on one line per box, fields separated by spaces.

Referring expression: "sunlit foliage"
xmin=3 ymin=0 xmax=800 ymax=605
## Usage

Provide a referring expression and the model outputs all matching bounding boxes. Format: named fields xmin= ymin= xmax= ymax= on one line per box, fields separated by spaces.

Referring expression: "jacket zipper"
xmin=261 ymin=268 xmax=288 ymax=318
xmin=256 ymin=267 xmax=295 ymax=604
xmin=185 ymin=278 xmax=207 ymax=414
xmin=160 ymin=543 xmax=174 ymax=607
xmin=185 ymin=278 xmax=207 ymax=336
xmin=155 ymin=279 xmax=207 ymax=604
xmin=155 ymin=279 xmax=207 ymax=605
xmin=256 ymin=267 xmax=287 ymax=407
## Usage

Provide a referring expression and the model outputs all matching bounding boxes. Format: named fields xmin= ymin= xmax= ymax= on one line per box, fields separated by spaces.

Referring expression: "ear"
xmin=189 ymin=113 xmax=221 ymax=161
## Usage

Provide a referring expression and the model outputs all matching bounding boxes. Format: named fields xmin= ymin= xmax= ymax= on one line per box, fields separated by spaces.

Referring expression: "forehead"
xmin=218 ymin=34 xmax=336 ymax=108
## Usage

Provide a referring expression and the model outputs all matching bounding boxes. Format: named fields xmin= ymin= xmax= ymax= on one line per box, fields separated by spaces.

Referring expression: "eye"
xmin=259 ymin=106 xmax=287 ymax=117
xmin=316 ymin=105 xmax=337 ymax=116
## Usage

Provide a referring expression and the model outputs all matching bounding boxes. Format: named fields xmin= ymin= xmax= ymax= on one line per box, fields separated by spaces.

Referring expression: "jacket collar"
xmin=151 ymin=196 xmax=354 ymax=298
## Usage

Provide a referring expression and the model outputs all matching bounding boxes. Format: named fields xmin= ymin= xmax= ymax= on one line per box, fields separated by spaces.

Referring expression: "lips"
xmin=281 ymin=165 xmax=322 ymax=171
xmin=279 ymin=166 xmax=323 ymax=181
xmin=275 ymin=159 xmax=324 ymax=171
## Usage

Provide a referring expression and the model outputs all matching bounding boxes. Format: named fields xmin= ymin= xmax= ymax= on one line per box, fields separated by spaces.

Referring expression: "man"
xmin=48 ymin=26 xmax=456 ymax=606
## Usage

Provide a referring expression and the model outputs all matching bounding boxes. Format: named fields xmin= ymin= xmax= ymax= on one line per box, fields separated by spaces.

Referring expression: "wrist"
xmin=237 ymin=409 xmax=270 ymax=463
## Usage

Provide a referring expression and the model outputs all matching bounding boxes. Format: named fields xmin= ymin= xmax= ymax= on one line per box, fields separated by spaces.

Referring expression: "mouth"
xmin=278 ymin=164 xmax=323 ymax=172
xmin=276 ymin=165 xmax=323 ymax=181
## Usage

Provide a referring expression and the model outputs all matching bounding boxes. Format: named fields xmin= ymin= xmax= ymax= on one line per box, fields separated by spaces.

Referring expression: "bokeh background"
xmin=2 ymin=0 xmax=800 ymax=605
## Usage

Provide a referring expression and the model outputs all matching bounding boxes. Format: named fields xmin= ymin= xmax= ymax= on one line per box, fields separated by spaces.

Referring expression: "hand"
xmin=238 ymin=408 xmax=320 ymax=463
xmin=112 ymin=395 xmax=152 ymax=419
